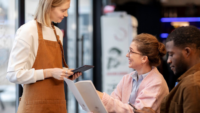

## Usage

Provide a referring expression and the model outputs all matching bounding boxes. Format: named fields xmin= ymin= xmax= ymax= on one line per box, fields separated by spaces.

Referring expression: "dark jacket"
xmin=160 ymin=63 xmax=200 ymax=113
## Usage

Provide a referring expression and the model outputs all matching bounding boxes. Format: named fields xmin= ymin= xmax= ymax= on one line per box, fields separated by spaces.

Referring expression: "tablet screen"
xmin=72 ymin=65 xmax=94 ymax=73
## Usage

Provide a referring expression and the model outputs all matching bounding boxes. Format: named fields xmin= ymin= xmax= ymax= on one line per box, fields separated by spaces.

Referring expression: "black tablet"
xmin=72 ymin=65 xmax=94 ymax=73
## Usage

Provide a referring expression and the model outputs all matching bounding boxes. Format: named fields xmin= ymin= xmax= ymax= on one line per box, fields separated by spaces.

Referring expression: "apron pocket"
xmin=25 ymin=100 xmax=66 ymax=113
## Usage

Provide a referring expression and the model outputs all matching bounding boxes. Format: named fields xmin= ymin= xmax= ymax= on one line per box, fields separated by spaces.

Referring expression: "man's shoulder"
xmin=191 ymin=70 xmax=200 ymax=86
xmin=179 ymin=71 xmax=200 ymax=89
xmin=193 ymin=70 xmax=200 ymax=78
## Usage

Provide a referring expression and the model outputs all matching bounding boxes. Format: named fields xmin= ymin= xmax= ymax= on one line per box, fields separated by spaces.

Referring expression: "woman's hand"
xmin=67 ymin=72 xmax=82 ymax=80
xmin=43 ymin=68 xmax=82 ymax=80
xmin=63 ymin=67 xmax=82 ymax=80
xmin=96 ymin=90 xmax=104 ymax=99
xmin=43 ymin=68 xmax=74 ymax=80
xmin=63 ymin=68 xmax=74 ymax=77
xmin=134 ymin=107 xmax=156 ymax=113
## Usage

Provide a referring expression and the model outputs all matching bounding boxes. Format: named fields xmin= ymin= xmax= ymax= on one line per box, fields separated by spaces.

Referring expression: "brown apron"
xmin=17 ymin=21 xmax=68 ymax=113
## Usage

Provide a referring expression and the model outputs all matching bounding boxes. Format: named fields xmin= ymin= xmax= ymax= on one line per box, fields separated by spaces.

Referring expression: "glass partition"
xmin=67 ymin=0 xmax=77 ymax=112
xmin=78 ymin=0 xmax=93 ymax=112
xmin=25 ymin=0 xmax=39 ymax=22
xmin=67 ymin=0 xmax=93 ymax=112
xmin=78 ymin=0 xmax=93 ymax=81
xmin=0 ymin=0 xmax=16 ymax=113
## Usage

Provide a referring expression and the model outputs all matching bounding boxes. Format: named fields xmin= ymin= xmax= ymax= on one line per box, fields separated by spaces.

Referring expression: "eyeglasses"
xmin=128 ymin=50 xmax=142 ymax=55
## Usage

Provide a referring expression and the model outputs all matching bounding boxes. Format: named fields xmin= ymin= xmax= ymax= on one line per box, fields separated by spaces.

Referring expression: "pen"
xmin=129 ymin=103 xmax=137 ymax=111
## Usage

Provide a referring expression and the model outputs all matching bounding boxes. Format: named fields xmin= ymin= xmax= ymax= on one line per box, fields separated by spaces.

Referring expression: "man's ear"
xmin=183 ymin=47 xmax=192 ymax=57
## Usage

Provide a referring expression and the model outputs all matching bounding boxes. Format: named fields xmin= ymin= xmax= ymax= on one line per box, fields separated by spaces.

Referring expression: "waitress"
xmin=6 ymin=0 xmax=81 ymax=113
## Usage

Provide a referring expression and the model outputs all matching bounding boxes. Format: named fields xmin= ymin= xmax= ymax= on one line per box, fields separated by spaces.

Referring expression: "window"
xmin=0 ymin=0 xmax=16 ymax=113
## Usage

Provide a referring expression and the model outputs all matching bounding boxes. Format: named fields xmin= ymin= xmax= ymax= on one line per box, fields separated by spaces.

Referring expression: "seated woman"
xmin=97 ymin=33 xmax=169 ymax=113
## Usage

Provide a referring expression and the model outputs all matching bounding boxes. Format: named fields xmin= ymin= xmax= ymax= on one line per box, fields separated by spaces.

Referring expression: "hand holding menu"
xmin=64 ymin=78 xmax=108 ymax=113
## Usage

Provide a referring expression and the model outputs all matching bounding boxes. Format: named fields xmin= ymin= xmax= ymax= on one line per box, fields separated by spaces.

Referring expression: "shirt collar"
xmin=131 ymin=72 xmax=138 ymax=81
xmin=139 ymin=72 xmax=149 ymax=80
xmin=131 ymin=71 xmax=149 ymax=81
xmin=178 ymin=63 xmax=200 ymax=82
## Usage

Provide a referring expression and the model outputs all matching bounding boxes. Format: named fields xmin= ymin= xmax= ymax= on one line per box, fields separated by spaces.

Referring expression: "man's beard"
xmin=174 ymin=58 xmax=188 ymax=80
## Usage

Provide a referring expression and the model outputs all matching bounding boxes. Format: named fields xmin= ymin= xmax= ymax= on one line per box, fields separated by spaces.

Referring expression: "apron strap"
xmin=36 ymin=21 xmax=44 ymax=40
xmin=51 ymin=24 xmax=69 ymax=68
xmin=36 ymin=20 xmax=68 ymax=68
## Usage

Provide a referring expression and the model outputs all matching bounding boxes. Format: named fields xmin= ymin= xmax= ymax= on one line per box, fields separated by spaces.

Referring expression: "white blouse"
xmin=6 ymin=20 xmax=63 ymax=84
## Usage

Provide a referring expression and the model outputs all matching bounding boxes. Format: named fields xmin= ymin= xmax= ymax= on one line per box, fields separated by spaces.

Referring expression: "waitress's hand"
xmin=63 ymin=68 xmax=82 ymax=80
xmin=44 ymin=68 xmax=74 ymax=80
xmin=67 ymin=72 xmax=82 ymax=80
xmin=63 ymin=68 xmax=74 ymax=77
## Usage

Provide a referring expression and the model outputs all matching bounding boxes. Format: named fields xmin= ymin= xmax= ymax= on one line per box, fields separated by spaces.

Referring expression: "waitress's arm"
xmin=6 ymin=22 xmax=72 ymax=84
xmin=6 ymin=26 xmax=45 ymax=84
xmin=6 ymin=36 xmax=75 ymax=84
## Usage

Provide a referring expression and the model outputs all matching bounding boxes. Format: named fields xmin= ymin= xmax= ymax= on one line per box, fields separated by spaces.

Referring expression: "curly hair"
xmin=166 ymin=26 xmax=200 ymax=50
xmin=133 ymin=33 xmax=166 ymax=67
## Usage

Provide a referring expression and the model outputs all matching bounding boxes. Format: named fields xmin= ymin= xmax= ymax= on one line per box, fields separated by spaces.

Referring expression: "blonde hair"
xmin=34 ymin=0 xmax=68 ymax=27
